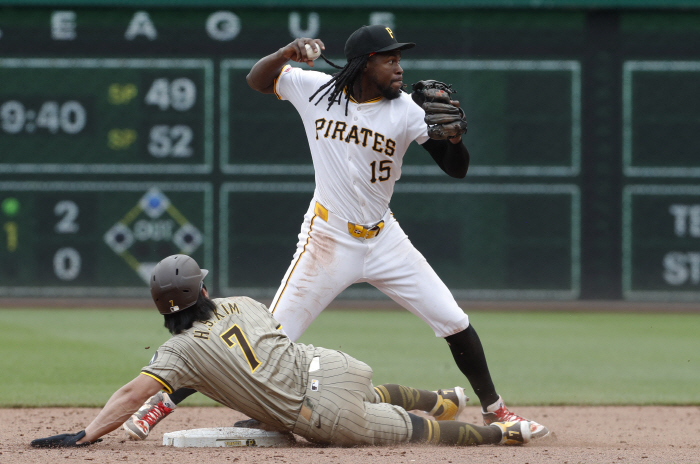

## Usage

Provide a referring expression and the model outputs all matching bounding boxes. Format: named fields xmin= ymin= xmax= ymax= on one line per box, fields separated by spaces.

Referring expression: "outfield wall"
xmin=1 ymin=3 xmax=700 ymax=302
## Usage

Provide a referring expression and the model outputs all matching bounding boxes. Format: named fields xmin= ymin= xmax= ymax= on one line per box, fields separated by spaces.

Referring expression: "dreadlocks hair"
xmin=309 ymin=54 xmax=371 ymax=116
xmin=163 ymin=286 xmax=216 ymax=335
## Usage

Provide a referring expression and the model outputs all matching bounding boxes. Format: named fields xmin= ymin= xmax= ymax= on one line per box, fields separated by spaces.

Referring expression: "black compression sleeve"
xmin=445 ymin=325 xmax=499 ymax=408
xmin=421 ymin=138 xmax=470 ymax=178
xmin=169 ymin=387 xmax=197 ymax=404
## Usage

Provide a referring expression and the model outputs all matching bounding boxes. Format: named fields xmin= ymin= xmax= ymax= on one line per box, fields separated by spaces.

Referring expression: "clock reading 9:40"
xmin=0 ymin=100 xmax=86 ymax=135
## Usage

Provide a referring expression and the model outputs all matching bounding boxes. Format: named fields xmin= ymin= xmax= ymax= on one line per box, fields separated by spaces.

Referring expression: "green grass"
xmin=1 ymin=308 xmax=698 ymax=407
xmin=299 ymin=310 xmax=700 ymax=406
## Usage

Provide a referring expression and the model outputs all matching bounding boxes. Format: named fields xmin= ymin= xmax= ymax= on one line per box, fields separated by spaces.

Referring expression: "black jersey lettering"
xmin=323 ymin=120 xmax=334 ymax=138
xmin=370 ymin=159 xmax=392 ymax=183
xmin=360 ymin=128 xmax=373 ymax=147
xmin=372 ymin=133 xmax=385 ymax=153
xmin=345 ymin=125 xmax=360 ymax=144
xmin=315 ymin=121 xmax=394 ymax=156
xmin=193 ymin=330 xmax=210 ymax=340
xmin=314 ymin=118 xmax=326 ymax=140
xmin=385 ymin=138 xmax=396 ymax=156
xmin=331 ymin=121 xmax=347 ymax=140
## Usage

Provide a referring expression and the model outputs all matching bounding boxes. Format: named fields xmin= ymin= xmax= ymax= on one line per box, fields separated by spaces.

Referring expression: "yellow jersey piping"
xmin=140 ymin=371 xmax=173 ymax=394
xmin=271 ymin=214 xmax=317 ymax=314
xmin=273 ymin=65 xmax=292 ymax=100
xmin=343 ymin=87 xmax=383 ymax=104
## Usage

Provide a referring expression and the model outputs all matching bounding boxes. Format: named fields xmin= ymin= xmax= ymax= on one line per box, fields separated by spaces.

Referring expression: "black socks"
xmin=445 ymin=324 xmax=500 ymax=409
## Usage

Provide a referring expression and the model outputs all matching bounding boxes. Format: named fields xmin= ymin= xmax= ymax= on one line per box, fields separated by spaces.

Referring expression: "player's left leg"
xmin=374 ymin=384 xmax=468 ymax=421
xmin=351 ymin=401 xmax=529 ymax=447
xmin=407 ymin=413 xmax=531 ymax=446
xmin=365 ymin=217 xmax=549 ymax=439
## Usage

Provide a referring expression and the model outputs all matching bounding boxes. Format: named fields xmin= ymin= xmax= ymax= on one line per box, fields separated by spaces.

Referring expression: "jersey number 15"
xmin=370 ymin=160 xmax=392 ymax=183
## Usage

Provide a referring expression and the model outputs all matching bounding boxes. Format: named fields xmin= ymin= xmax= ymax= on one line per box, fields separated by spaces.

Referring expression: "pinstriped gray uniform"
xmin=142 ymin=296 xmax=412 ymax=445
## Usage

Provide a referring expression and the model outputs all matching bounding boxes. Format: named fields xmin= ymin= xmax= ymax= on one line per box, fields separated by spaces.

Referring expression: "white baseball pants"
xmin=270 ymin=198 xmax=470 ymax=341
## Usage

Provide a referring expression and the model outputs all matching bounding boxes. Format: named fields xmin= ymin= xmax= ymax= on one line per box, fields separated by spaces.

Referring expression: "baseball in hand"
xmin=305 ymin=43 xmax=321 ymax=60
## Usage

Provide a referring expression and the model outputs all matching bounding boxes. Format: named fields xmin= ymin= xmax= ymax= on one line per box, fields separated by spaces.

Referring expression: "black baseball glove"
xmin=411 ymin=80 xmax=468 ymax=140
xmin=30 ymin=430 xmax=102 ymax=448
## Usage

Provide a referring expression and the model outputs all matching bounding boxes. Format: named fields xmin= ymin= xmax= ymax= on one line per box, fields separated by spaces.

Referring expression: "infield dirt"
xmin=3 ymin=405 xmax=699 ymax=464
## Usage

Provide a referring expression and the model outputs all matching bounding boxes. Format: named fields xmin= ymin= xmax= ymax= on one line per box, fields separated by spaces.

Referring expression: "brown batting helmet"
xmin=150 ymin=254 xmax=209 ymax=315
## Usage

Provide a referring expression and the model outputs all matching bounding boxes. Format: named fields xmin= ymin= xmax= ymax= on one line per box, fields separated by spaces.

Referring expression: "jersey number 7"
xmin=220 ymin=324 xmax=262 ymax=373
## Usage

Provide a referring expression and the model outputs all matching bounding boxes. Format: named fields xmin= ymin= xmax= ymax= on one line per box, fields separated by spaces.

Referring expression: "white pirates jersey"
xmin=141 ymin=296 xmax=317 ymax=430
xmin=274 ymin=65 xmax=429 ymax=224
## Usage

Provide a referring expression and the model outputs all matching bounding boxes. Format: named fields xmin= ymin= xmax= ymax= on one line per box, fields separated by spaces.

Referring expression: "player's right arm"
xmin=246 ymin=38 xmax=325 ymax=94
xmin=80 ymin=374 xmax=163 ymax=444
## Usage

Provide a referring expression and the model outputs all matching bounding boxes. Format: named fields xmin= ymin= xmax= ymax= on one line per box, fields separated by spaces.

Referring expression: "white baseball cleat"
xmin=482 ymin=395 xmax=550 ymax=439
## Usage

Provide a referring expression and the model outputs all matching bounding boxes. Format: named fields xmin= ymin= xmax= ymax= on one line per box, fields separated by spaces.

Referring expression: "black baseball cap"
xmin=344 ymin=25 xmax=415 ymax=61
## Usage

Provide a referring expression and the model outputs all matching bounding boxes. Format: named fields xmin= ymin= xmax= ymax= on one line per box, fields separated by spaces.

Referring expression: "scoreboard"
xmin=1 ymin=5 xmax=700 ymax=302
xmin=0 ymin=58 xmax=213 ymax=173
xmin=1 ymin=182 xmax=212 ymax=296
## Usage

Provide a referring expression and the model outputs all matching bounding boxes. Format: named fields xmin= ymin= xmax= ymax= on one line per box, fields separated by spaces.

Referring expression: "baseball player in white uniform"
xmin=124 ymin=25 xmax=549 ymax=441
xmin=31 ymin=255 xmax=532 ymax=448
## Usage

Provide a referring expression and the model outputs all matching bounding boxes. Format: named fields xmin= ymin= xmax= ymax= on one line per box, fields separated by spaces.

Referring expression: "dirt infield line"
xmin=4 ymin=406 xmax=699 ymax=464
